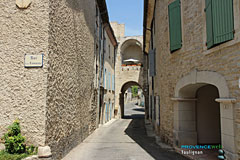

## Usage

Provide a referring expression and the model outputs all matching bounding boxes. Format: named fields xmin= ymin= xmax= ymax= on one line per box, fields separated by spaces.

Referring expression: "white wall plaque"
xmin=24 ymin=54 xmax=43 ymax=68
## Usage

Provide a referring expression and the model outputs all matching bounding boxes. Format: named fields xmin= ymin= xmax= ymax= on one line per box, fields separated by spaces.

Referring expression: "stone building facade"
xmin=94 ymin=0 xmax=117 ymax=126
xmin=93 ymin=0 xmax=117 ymax=125
xmin=0 ymin=0 xmax=114 ymax=159
xmin=144 ymin=0 xmax=240 ymax=159
xmin=99 ymin=24 xmax=117 ymax=124
xmin=112 ymin=22 xmax=149 ymax=118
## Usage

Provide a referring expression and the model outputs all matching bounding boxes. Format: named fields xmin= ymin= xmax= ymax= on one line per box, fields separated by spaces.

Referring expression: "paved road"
xmin=62 ymin=103 xmax=189 ymax=160
xmin=124 ymin=102 xmax=145 ymax=118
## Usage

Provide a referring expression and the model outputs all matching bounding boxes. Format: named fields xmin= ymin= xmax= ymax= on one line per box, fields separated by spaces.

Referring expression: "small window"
xmin=96 ymin=6 xmax=98 ymax=17
xmin=149 ymin=49 xmax=156 ymax=77
xmin=112 ymin=75 xmax=114 ymax=91
xmin=109 ymin=45 xmax=110 ymax=59
xmin=103 ymin=69 xmax=106 ymax=88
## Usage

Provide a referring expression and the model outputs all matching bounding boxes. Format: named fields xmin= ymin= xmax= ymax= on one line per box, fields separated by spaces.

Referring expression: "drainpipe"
xmin=143 ymin=0 xmax=149 ymax=121
xmin=113 ymin=46 xmax=117 ymax=117
xmin=101 ymin=27 xmax=106 ymax=124
xmin=97 ymin=19 xmax=103 ymax=125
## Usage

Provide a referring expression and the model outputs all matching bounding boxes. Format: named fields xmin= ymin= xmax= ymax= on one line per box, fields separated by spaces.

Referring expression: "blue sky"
xmin=106 ymin=0 xmax=143 ymax=36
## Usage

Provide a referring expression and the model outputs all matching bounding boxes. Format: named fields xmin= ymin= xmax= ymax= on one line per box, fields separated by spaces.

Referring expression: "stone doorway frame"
xmin=172 ymin=70 xmax=238 ymax=160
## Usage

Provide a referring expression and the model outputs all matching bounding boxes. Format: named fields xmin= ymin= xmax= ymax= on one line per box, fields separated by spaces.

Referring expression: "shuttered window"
xmin=168 ymin=0 xmax=182 ymax=52
xmin=103 ymin=68 xmax=106 ymax=88
xmin=105 ymin=70 xmax=108 ymax=89
xmin=149 ymin=49 xmax=156 ymax=77
xmin=205 ymin=0 xmax=234 ymax=49
xmin=109 ymin=73 xmax=111 ymax=90
xmin=112 ymin=75 xmax=114 ymax=91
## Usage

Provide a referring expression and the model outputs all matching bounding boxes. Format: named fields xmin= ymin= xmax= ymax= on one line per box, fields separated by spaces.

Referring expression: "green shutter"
xmin=205 ymin=0 xmax=234 ymax=49
xmin=212 ymin=0 xmax=234 ymax=45
xmin=205 ymin=0 xmax=214 ymax=48
xmin=168 ymin=0 xmax=182 ymax=52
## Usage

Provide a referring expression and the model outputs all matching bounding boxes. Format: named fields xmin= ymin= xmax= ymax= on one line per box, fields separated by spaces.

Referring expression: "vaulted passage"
xmin=173 ymin=82 xmax=222 ymax=146
xmin=196 ymin=85 xmax=221 ymax=145
xmin=119 ymin=81 xmax=145 ymax=118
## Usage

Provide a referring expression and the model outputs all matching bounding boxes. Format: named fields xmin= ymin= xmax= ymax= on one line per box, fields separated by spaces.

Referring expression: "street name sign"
xmin=24 ymin=54 xmax=43 ymax=68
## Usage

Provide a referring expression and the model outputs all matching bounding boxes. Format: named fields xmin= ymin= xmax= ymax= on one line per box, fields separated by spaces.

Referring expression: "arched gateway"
xmin=172 ymin=70 xmax=238 ymax=159
xmin=119 ymin=81 xmax=143 ymax=118
xmin=114 ymin=36 xmax=148 ymax=118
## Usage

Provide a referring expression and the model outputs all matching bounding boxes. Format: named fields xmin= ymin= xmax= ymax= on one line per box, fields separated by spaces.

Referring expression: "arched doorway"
xmin=196 ymin=85 xmax=221 ymax=145
xmin=119 ymin=81 xmax=145 ymax=118
xmin=172 ymin=70 xmax=237 ymax=159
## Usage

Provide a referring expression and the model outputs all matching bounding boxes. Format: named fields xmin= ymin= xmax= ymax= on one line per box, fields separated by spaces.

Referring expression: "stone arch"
xmin=172 ymin=70 xmax=238 ymax=159
xmin=121 ymin=81 xmax=142 ymax=93
xmin=120 ymin=39 xmax=143 ymax=65
xmin=119 ymin=81 xmax=144 ymax=118
xmin=120 ymin=39 xmax=143 ymax=51
xmin=174 ymin=70 xmax=229 ymax=98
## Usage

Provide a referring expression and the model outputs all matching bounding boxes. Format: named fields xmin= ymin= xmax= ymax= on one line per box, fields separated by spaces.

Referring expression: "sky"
xmin=106 ymin=0 xmax=144 ymax=36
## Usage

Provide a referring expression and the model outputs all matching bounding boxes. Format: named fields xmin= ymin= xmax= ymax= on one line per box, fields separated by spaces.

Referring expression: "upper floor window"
xmin=103 ymin=68 xmax=106 ymax=88
xmin=96 ymin=5 xmax=98 ymax=17
xmin=112 ymin=75 xmax=115 ymax=91
xmin=121 ymin=40 xmax=142 ymax=66
xmin=205 ymin=0 xmax=234 ymax=49
xmin=149 ymin=49 xmax=156 ymax=77
xmin=168 ymin=0 xmax=182 ymax=52
xmin=109 ymin=45 xmax=111 ymax=59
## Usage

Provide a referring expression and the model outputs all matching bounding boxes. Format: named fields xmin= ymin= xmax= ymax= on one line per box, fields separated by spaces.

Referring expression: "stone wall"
xmin=0 ymin=0 xmax=49 ymax=146
xmin=110 ymin=22 xmax=125 ymax=41
xmin=46 ymin=0 xmax=96 ymax=159
xmin=153 ymin=0 xmax=240 ymax=158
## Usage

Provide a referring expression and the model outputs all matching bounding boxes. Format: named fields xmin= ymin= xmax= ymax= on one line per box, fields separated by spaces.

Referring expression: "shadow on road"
xmin=123 ymin=114 xmax=144 ymax=119
xmin=132 ymin=108 xmax=145 ymax=112
xmin=123 ymin=115 xmax=189 ymax=160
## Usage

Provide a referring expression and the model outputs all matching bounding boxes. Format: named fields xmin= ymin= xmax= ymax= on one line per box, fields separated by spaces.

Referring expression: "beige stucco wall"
xmin=1 ymin=0 xmax=98 ymax=159
xmin=46 ymin=0 xmax=96 ymax=159
xmin=152 ymin=0 xmax=240 ymax=158
xmin=0 ymin=0 xmax=49 ymax=146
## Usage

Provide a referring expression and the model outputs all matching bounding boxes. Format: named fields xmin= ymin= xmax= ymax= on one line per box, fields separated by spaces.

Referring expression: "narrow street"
xmin=1 ymin=0 xmax=239 ymax=159
xmin=62 ymin=103 xmax=188 ymax=160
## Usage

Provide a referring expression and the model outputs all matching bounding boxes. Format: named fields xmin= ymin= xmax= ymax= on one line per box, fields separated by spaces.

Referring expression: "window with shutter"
xmin=109 ymin=73 xmax=111 ymax=90
xmin=105 ymin=70 xmax=108 ymax=89
xmin=205 ymin=0 xmax=214 ymax=48
xmin=112 ymin=75 xmax=114 ymax=91
xmin=103 ymin=68 xmax=106 ymax=88
xmin=149 ymin=49 xmax=156 ymax=77
xmin=205 ymin=0 xmax=234 ymax=49
xmin=168 ymin=0 xmax=182 ymax=52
